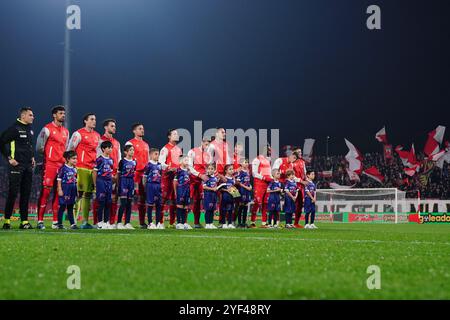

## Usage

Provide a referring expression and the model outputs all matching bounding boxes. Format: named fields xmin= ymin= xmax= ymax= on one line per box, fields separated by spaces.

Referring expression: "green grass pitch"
xmin=1 ymin=221 xmax=449 ymax=299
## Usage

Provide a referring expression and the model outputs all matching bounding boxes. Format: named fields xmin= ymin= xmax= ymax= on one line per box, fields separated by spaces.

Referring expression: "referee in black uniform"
xmin=0 ymin=107 xmax=36 ymax=229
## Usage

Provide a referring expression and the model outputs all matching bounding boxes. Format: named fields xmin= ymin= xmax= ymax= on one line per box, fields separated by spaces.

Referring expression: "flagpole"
xmin=63 ymin=0 xmax=72 ymax=132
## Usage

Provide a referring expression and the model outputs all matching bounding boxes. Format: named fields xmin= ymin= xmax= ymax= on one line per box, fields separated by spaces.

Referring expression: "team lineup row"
xmin=0 ymin=106 xmax=316 ymax=231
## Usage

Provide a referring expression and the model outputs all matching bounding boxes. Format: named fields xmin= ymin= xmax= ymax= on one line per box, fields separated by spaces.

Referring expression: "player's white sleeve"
xmin=159 ymin=146 xmax=169 ymax=170
xmin=187 ymin=149 xmax=200 ymax=177
xmin=96 ymin=137 xmax=105 ymax=158
xmin=272 ymin=158 xmax=283 ymax=171
xmin=252 ymin=158 xmax=263 ymax=180
xmin=206 ymin=143 xmax=215 ymax=163
xmin=117 ymin=142 xmax=122 ymax=161
xmin=36 ymin=127 xmax=50 ymax=154
xmin=65 ymin=130 xmax=70 ymax=150
xmin=67 ymin=131 xmax=81 ymax=151
xmin=226 ymin=143 xmax=233 ymax=165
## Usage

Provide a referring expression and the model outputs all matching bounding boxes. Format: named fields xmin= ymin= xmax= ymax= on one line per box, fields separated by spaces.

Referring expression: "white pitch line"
xmin=4 ymin=230 xmax=450 ymax=246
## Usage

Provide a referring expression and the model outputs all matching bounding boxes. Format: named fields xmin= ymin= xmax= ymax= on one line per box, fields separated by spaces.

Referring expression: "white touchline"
xmin=9 ymin=230 xmax=450 ymax=246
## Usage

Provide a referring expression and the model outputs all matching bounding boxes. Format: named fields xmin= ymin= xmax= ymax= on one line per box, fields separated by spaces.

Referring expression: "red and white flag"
xmin=395 ymin=145 xmax=418 ymax=168
xmin=344 ymin=139 xmax=363 ymax=175
xmin=375 ymin=127 xmax=388 ymax=144
xmin=363 ymin=166 xmax=385 ymax=183
xmin=424 ymin=125 xmax=446 ymax=157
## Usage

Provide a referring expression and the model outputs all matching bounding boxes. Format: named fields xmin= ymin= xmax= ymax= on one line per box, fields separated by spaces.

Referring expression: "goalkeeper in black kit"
xmin=0 ymin=107 xmax=36 ymax=229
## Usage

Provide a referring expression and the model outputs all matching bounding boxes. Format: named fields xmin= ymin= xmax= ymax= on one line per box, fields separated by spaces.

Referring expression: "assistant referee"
xmin=0 ymin=107 xmax=36 ymax=229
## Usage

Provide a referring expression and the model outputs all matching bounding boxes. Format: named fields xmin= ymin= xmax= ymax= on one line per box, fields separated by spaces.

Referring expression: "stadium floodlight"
xmin=316 ymin=188 xmax=408 ymax=224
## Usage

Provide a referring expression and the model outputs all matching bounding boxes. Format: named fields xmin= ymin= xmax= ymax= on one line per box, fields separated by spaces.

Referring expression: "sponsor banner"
xmin=348 ymin=213 xmax=409 ymax=223
xmin=316 ymin=199 xmax=450 ymax=214
xmin=419 ymin=213 xmax=450 ymax=224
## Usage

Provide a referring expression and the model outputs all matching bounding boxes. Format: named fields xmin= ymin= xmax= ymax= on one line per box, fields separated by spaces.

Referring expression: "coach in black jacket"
xmin=0 ymin=107 xmax=36 ymax=229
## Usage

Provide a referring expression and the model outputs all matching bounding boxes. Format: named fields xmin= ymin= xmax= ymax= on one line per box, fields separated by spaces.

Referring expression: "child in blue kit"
xmin=117 ymin=144 xmax=137 ymax=229
xmin=203 ymin=163 xmax=219 ymax=229
xmin=220 ymin=164 xmax=237 ymax=229
xmin=174 ymin=156 xmax=191 ymax=230
xmin=304 ymin=170 xmax=317 ymax=229
xmin=144 ymin=148 xmax=163 ymax=230
xmin=267 ymin=169 xmax=282 ymax=228
xmin=236 ymin=159 xmax=252 ymax=228
xmin=283 ymin=169 xmax=298 ymax=229
xmin=56 ymin=151 xmax=78 ymax=230
xmin=93 ymin=140 xmax=114 ymax=230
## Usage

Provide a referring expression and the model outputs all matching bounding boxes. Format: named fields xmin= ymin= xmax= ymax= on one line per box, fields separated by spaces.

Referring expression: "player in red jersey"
xmin=271 ymin=150 xmax=298 ymax=225
xmin=125 ymin=123 xmax=149 ymax=229
xmin=250 ymin=145 xmax=272 ymax=228
xmin=159 ymin=129 xmax=182 ymax=227
xmin=206 ymin=128 xmax=232 ymax=227
xmin=272 ymin=151 xmax=298 ymax=184
xmin=93 ymin=119 xmax=121 ymax=228
xmin=187 ymin=137 xmax=211 ymax=228
xmin=231 ymin=142 xmax=244 ymax=224
xmin=233 ymin=142 xmax=244 ymax=172
xmin=292 ymin=147 xmax=307 ymax=228
xmin=67 ymin=113 xmax=101 ymax=229
xmin=36 ymin=106 xmax=69 ymax=229
xmin=207 ymin=128 xmax=232 ymax=176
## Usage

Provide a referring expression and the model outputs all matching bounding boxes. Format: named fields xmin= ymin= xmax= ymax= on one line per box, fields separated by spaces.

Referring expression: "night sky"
xmin=1 ymin=0 xmax=449 ymax=156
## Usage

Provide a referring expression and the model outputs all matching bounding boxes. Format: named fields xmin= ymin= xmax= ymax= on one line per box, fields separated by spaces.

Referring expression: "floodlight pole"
xmin=63 ymin=0 xmax=71 ymax=132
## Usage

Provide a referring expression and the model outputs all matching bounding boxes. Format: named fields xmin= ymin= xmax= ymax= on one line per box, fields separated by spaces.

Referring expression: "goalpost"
xmin=315 ymin=188 xmax=409 ymax=224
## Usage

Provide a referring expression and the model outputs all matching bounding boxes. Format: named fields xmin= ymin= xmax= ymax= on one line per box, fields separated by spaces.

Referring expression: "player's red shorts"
xmin=42 ymin=162 xmax=63 ymax=188
xmin=295 ymin=185 xmax=304 ymax=214
xmin=161 ymin=171 xmax=176 ymax=202
xmin=134 ymin=170 xmax=145 ymax=196
xmin=253 ymin=179 xmax=269 ymax=204
xmin=190 ymin=176 xmax=203 ymax=201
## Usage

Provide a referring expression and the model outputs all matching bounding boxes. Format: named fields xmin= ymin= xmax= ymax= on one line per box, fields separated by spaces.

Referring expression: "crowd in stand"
xmin=307 ymin=151 xmax=449 ymax=199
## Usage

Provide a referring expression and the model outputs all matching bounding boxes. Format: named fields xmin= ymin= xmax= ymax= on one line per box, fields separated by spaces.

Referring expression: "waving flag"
xmin=363 ymin=166 xmax=385 ymax=183
xmin=395 ymin=145 xmax=418 ymax=168
xmin=436 ymin=141 xmax=450 ymax=169
xmin=404 ymin=164 xmax=420 ymax=177
xmin=424 ymin=125 xmax=446 ymax=157
xmin=302 ymin=138 xmax=315 ymax=163
xmin=375 ymin=127 xmax=388 ymax=144
xmin=344 ymin=139 xmax=363 ymax=175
